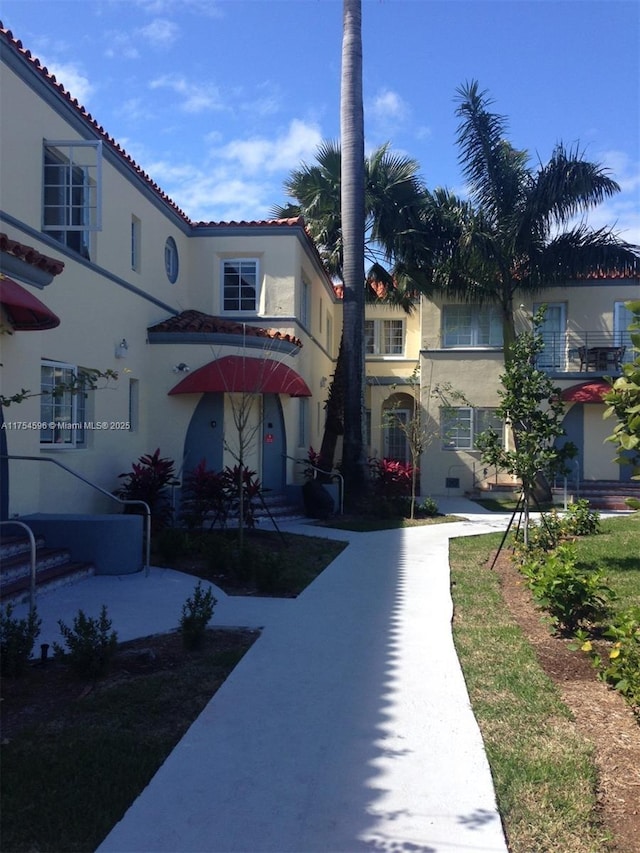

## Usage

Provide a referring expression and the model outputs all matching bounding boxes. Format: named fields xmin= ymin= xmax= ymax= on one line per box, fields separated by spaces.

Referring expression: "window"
xmin=165 ymin=237 xmax=179 ymax=283
xmin=300 ymin=276 xmax=309 ymax=328
xmin=442 ymin=304 xmax=502 ymax=347
xmin=223 ymin=259 xmax=258 ymax=312
xmin=615 ymin=301 xmax=634 ymax=363
xmin=326 ymin=312 xmax=333 ymax=354
xmin=365 ymin=319 xmax=405 ymax=355
xmin=131 ymin=216 xmax=141 ymax=272
xmin=128 ymin=378 xmax=139 ymax=432
xmin=441 ymin=407 xmax=503 ymax=450
xmin=298 ymin=397 xmax=308 ymax=447
xmin=43 ymin=140 xmax=102 ymax=259
xmin=384 ymin=408 xmax=410 ymax=462
xmin=40 ymin=361 xmax=90 ymax=447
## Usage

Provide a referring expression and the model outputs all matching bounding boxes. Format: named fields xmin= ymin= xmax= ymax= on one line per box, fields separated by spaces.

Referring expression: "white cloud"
xmin=214 ymin=119 xmax=323 ymax=175
xmin=137 ymin=120 xmax=323 ymax=222
xmin=45 ymin=61 xmax=94 ymax=107
xmin=369 ymin=88 xmax=409 ymax=125
xmin=140 ymin=18 xmax=179 ymax=47
xmin=104 ymin=32 xmax=140 ymax=61
xmin=133 ymin=0 xmax=223 ymax=17
xmin=149 ymin=75 xmax=225 ymax=113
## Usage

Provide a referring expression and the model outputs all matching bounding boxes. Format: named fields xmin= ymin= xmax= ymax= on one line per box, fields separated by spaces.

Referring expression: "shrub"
xmin=369 ymin=457 xmax=416 ymax=498
xmin=521 ymin=543 xmax=613 ymax=635
xmin=54 ymin=606 xmax=118 ymax=678
xmin=563 ymin=499 xmax=600 ymax=536
xmin=114 ymin=448 xmax=177 ymax=531
xmin=253 ymin=551 xmax=291 ymax=594
xmin=180 ymin=460 xmax=228 ymax=530
xmin=180 ymin=582 xmax=217 ymax=650
xmin=575 ymin=608 xmax=640 ymax=711
xmin=416 ymin=496 xmax=439 ymax=517
xmin=0 ymin=603 xmax=41 ymax=677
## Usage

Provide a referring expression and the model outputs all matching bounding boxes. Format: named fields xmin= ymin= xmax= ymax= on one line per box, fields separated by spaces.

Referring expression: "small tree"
xmin=476 ymin=308 xmax=576 ymax=542
xmin=603 ymin=299 xmax=640 ymax=508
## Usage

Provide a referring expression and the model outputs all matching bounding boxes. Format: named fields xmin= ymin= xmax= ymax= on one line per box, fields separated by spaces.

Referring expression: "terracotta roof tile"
xmin=148 ymin=310 xmax=303 ymax=347
xmin=0 ymin=232 xmax=65 ymax=275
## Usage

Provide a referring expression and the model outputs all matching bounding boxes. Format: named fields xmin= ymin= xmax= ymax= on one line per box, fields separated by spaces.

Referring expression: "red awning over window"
xmin=0 ymin=274 xmax=60 ymax=330
xmin=169 ymin=355 xmax=312 ymax=397
xmin=561 ymin=380 xmax=611 ymax=404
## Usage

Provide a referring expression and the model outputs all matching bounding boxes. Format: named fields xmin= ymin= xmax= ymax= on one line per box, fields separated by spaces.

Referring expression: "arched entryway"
xmin=182 ymin=392 xmax=286 ymax=491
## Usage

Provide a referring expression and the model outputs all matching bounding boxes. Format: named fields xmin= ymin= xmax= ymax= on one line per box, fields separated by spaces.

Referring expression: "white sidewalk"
xmin=89 ymin=505 xmax=510 ymax=853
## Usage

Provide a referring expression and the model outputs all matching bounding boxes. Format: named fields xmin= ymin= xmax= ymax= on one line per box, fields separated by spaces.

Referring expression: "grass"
xmin=1 ymin=631 xmax=257 ymax=852
xmin=572 ymin=513 xmax=640 ymax=612
xmin=450 ymin=512 xmax=640 ymax=852
xmin=155 ymin=528 xmax=347 ymax=596
xmin=450 ymin=532 xmax=610 ymax=853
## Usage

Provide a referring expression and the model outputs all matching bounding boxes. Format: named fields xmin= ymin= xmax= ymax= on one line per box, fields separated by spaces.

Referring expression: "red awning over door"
xmin=0 ymin=274 xmax=60 ymax=330
xmin=561 ymin=380 xmax=611 ymax=404
xmin=169 ymin=355 xmax=312 ymax=397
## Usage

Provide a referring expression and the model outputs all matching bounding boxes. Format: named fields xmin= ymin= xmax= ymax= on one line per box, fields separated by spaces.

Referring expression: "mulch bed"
xmin=491 ymin=550 xmax=640 ymax=853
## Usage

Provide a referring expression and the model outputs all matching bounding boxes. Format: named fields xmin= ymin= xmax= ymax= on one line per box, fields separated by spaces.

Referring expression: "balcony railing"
xmin=536 ymin=330 xmax=633 ymax=375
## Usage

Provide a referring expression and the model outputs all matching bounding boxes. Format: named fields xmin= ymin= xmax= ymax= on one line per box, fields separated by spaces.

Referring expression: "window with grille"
xmin=364 ymin=319 xmax=405 ymax=355
xmin=441 ymin=407 xmax=503 ymax=450
xmin=40 ymin=361 xmax=90 ymax=447
xmin=43 ymin=141 xmax=102 ymax=259
xmin=223 ymin=259 xmax=258 ymax=312
xmin=442 ymin=304 xmax=502 ymax=347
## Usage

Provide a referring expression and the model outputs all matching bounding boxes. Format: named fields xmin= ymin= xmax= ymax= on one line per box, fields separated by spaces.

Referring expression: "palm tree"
xmin=340 ymin=0 xmax=367 ymax=502
xmin=429 ymin=81 xmax=640 ymax=364
xmin=272 ymin=141 xmax=428 ymax=482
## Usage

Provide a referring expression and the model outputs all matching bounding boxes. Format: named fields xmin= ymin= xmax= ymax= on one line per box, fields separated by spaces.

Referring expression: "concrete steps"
xmin=0 ymin=531 xmax=95 ymax=605
xmin=553 ymin=480 xmax=640 ymax=511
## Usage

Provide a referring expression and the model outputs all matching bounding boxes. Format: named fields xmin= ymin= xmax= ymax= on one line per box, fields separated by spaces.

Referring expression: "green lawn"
xmin=450 ymin=513 xmax=639 ymax=853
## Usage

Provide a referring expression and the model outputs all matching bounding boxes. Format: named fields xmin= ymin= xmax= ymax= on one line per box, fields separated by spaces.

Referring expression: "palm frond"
xmin=531 ymin=225 xmax=640 ymax=283
xmin=523 ymin=143 xmax=621 ymax=235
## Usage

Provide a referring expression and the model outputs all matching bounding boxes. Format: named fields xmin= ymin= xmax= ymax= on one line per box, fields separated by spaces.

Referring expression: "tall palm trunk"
xmin=340 ymin=0 xmax=367 ymax=506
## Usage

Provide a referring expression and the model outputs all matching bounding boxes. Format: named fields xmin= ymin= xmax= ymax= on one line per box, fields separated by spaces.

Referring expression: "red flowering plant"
xmin=180 ymin=459 xmax=228 ymax=530
xmin=370 ymin=457 xmax=416 ymax=498
xmin=114 ymin=448 xmax=177 ymax=530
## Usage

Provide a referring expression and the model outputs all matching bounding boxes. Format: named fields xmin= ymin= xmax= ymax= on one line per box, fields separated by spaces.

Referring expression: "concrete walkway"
xmin=19 ymin=500 xmax=513 ymax=853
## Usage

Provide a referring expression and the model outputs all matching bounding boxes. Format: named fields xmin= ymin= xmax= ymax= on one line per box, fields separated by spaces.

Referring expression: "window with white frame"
xmin=441 ymin=407 xmax=503 ymax=450
xmin=365 ymin=319 xmax=405 ymax=355
xmin=223 ymin=259 xmax=258 ymax=312
xmin=40 ymin=361 xmax=91 ymax=447
xmin=43 ymin=140 xmax=102 ymax=259
xmin=442 ymin=304 xmax=502 ymax=347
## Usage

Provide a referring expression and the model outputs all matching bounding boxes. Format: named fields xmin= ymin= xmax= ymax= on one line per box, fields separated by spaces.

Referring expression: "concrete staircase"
xmin=553 ymin=480 xmax=640 ymax=511
xmin=0 ymin=529 xmax=95 ymax=605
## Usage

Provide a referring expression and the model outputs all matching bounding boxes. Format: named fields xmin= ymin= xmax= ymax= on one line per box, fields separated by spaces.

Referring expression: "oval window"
xmin=164 ymin=236 xmax=179 ymax=283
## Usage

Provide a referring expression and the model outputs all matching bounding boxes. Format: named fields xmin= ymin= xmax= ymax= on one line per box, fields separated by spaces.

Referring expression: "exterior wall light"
xmin=115 ymin=339 xmax=128 ymax=358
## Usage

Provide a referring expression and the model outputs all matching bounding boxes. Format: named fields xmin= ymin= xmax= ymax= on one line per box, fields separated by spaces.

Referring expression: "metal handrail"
xmin=284 ymin=454 xmax=344 ymax=515
xmin=1 ymin=455 xmax=151 ymax=575
xmin=0 ymin=519 xmax=37 ymax=612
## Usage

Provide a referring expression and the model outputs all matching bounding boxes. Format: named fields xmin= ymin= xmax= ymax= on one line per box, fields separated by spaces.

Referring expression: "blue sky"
xmin=2 ymin=0 xmax=639 ymax=241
